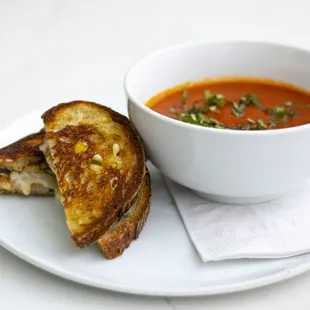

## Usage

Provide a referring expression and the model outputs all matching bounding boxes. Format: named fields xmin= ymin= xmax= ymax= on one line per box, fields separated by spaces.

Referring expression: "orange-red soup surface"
xmin=146 ymin=78 xmax=310 ymax=130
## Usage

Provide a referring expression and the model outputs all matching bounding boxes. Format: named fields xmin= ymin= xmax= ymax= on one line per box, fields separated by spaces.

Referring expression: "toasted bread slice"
xmin=97 ymin=169 xmax=151 ymax=259
xmin=0 ymin=131 xmax=56 ymax=195
xmin=41 ymin=101 xmax=146 ymax=248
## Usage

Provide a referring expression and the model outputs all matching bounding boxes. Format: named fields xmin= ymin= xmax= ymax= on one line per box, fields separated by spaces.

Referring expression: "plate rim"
xmin=2 ymin=239 xmax=310 ymax=297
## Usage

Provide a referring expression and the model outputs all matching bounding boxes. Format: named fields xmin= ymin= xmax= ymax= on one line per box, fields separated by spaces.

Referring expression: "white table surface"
xmin=1 ymin=0 xmax=310 ymax=309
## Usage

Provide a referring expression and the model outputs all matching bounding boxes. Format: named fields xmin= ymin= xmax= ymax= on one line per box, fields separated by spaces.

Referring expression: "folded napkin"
xmin=164 ymin=178 xmax=310 ymax=262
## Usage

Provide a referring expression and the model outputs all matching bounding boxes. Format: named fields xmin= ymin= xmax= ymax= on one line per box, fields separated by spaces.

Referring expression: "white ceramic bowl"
xmin=125 ymin=41 xmax=310 ymax=204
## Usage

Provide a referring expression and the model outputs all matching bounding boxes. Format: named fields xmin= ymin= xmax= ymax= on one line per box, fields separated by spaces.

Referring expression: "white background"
xmin=1 ymin=0 xmax=310 ymax=309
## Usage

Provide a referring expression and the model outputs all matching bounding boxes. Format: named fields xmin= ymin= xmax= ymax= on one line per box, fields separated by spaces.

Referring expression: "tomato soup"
xmin=146 ymin=78 xmax=310 ymax=130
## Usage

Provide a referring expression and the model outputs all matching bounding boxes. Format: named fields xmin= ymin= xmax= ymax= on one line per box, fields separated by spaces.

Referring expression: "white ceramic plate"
xmin=2 ymin=111 xmax=310 ymax=297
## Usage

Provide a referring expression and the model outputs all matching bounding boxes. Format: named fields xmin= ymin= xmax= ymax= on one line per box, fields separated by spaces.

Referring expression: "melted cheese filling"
xmin=10 ymin=171 xmax=57 ymax=195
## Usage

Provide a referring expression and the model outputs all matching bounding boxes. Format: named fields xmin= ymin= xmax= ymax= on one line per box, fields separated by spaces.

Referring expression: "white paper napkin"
xmin=164 ymin=178 xmax=310 ymax=262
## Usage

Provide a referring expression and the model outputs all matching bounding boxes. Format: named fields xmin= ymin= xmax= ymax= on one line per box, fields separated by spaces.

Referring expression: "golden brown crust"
xmin=0 ymin=131 xmax=49 ymax=172
xmin=42 ymin=101 xmax=146 ymax=248
xmin=97 ymin=169 xmax=151 ymax=259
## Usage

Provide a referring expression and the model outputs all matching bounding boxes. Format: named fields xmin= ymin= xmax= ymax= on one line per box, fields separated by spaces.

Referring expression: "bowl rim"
xmin=124 ymin=39 xmax=310 ymax=136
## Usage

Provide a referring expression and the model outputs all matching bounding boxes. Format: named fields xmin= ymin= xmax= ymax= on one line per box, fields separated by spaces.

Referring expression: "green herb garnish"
xmin=181 ymin=90 xmax=188 ymax=111
xmin=265 ymin=104 xmax=297 ymax=124
xmin=241 ymin=94 xmax=261 ymax=108
xmin=204 ymin=90 xmax=211 ymax=104
xmin=231 ymin=94 xmax=261 ymax=118
xmin=232 ymin=102 xmax=245 ymax=117
xmin=207 ymin=93 xmax=226 ymax=107
xmin=256 ymin=119 xmax=268 ymax=129
xmin=170 ymin=89 xmax=300 ymax=130
xmin=209 ymin=105 xmax=220 ymax=113
xmin=284 ymin=101 xmax=292 ymax=108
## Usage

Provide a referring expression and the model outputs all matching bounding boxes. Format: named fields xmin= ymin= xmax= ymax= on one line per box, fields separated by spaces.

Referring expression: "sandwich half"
xmin=0 ymin=131 xmax=56 ymax=196
xmin=41 ymin=101 xmax=146 ymax=248
xmin=0 ymin=123 xmax=151 ymax=258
